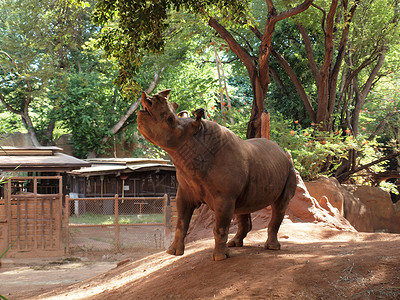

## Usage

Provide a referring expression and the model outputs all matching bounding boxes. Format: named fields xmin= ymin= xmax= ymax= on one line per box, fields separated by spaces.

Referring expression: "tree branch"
xmin=271 ymin=49 xmax=316 ymax=122
xmin=208 ymin=17 xmax=256 ymax=76
xmin=311 ymin=3 xmax=326 ymax=36
xmin=86 ymin=67 xmax=165 ymax=158
xmin=337 ymin=150 xmax=400 ymax=181
xmin=368 ymin=110 xmax=400 ymax=141
xmin=296 ymin=23 xmax=320 ymax=83
xmin=0 ymin=92 xmax=20 ymax=115
xmin=361 ymin=49 xmax=386 ymax=99
xmin=275 ymin=0 xmax=315 ymax=22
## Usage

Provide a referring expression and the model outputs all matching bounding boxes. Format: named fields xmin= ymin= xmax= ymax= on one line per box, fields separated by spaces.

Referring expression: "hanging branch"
xmin=337 ymin=150 xmax=400 ymax=182
xmin=86 ymin=67 xmax=165 ymax=158
xmin=368 ymin=110 xmax=400 ymax=141
xmin=212 ymin=42 xmax=233 ymax=124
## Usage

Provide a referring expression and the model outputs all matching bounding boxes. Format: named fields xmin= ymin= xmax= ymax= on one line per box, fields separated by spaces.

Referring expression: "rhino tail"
xmin=278 ymin=165 xmax=297 ymax=211
xmin=285 ymin=151 xmax=294 ymax=166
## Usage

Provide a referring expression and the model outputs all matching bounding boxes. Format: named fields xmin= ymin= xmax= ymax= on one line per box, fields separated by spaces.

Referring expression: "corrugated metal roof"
xmin=69 ymin=165 xmax=127 ymax=174
xmin=69 ymin=159 xmax=175 ymax=176
xmin=127 ymin=163 xmax=175 ymax=172
xmin=85 ymin=157 xmax=169 ymax=165
xmin=0 ymin=151 xmax=90 ymax=171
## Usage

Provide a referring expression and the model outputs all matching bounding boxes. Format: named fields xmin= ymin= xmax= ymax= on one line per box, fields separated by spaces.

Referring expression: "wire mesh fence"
xmin=66 ymin=195 xmax=168 ymax=253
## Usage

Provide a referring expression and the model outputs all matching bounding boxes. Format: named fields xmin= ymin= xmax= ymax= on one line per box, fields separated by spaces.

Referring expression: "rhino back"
xmin=172 ymin=121 xmax=292 ymax=212
xmin=231 ymin=138 xmax=293 ymax=213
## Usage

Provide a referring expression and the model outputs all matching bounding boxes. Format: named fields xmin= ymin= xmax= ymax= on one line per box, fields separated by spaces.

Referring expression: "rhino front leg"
xmin=212 ymin=203 xmax=234 ymax=261
xmin=167 ymin=194 xmax=195 ymax=256
xmin=227 ymin=213 xmax=252 ymax=247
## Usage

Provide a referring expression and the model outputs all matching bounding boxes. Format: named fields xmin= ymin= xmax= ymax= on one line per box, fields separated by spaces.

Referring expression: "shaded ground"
xmin=7 ymin=222 xmax=400 ymax=300
xmin=0 ymin=249 xmax=162 ymax=299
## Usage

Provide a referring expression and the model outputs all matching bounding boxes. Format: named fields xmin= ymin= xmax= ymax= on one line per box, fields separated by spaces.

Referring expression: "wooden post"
xmin=58 ymin=176 xmax=62 ymax=251
xmin=114 ymin=194 xmax=119 ymax=252
xmin=163 ymin=194 xmax=170 ymax=250
xmin=34 ymin=177 xmax=38 ymax=250
xmin=261 ymin=111 xmax=270 ymax=140
xmin=6 ymin=180 xmax=11 ymax=250
xmin=65 ymin=195 xmax=70 ymax=255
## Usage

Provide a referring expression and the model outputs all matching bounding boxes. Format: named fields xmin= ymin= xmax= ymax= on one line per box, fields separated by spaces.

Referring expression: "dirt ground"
xmin=0 ymin=248 xmax=162 ymax=299
xmin=3 ymin=221 xmax=400 ymax=300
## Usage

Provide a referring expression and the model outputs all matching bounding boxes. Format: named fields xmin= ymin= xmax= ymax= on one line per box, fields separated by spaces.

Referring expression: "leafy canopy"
xmin=93 ymin=0 xmax=251 ymax=96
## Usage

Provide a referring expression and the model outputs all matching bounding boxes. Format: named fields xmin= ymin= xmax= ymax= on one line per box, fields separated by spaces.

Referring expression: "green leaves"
xmin=93 ymin=0 xmax=251 ymax=96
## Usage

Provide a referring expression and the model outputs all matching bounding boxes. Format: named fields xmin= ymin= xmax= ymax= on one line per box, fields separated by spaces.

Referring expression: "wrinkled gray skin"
xmin=137 ymin=89 xmax=297 ymax=261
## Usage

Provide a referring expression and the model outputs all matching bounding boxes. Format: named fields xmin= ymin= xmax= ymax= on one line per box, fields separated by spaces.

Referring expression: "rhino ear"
xmin=192 ymin=108 xmax=205 ymax=121
xmin=158 ymin=89 xmax=171 ymax=101
xmin=171 ymin=102 xmax=179 ymax=112
xmin=191 ymin=108 xmax=205 ymax=131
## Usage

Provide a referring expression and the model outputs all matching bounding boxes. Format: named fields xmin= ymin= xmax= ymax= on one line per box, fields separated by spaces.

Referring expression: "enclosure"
xmin=65 ymin=194 xmax=170 ymax=253
xmin=0 ymin=176 xmax=64 ymax=257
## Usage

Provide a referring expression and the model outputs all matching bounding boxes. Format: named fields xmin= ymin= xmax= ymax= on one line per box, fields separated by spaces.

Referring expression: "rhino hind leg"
xmin=265 ymin=202 xmax=286 ymax=250
xmin=265 ymin=168 xmax=296 ymax=250
xmin=227 ymin=213 xmax=252 ymax=247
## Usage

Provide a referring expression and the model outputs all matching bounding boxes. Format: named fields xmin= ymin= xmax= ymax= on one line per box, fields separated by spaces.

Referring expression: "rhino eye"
xmin=167 ymin=116 xmax=174 ymax=125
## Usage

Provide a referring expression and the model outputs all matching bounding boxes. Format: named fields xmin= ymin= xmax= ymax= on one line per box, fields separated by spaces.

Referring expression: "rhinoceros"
xmin=137 ymin=89 xmax=296 ymax=261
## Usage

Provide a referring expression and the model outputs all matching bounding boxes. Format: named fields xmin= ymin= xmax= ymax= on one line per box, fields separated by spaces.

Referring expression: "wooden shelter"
xmin=68 ymin=158 xmax=177 ymax=198
xmin=0 ymin=147 xmax=89 ymax=257
xmin=68 ymin=158 xmax=177 ymax=215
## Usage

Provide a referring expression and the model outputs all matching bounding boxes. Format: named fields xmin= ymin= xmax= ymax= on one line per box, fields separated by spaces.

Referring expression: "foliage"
xmin=270 ymin=114 xmax=385 ymax=182
xmin=93 ymin=0 xmax=250 ymax=96
xmin=53 ymin=71 xmax=122 ymax=157
xmin=0 ymin=0 xmax=399 ymax=189
xmin=0 ymin=0 xmax=100 ymax=145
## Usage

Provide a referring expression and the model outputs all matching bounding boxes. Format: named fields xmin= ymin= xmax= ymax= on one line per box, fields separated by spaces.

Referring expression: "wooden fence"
xmin=0 ymin=176 xmax=63 ymax=258
xmin=65 ymin=195 xmax=170 ymax=253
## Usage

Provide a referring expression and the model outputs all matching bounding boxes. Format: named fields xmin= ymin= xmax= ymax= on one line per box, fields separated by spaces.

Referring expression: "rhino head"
xmin=137 ymin=89 xmax=202 ymax=151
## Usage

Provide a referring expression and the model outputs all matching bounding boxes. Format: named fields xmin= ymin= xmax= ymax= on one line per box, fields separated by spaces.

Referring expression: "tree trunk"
xmin=209 ymin=1 xmax=314 ymax=139
xmin=350 ymin=50 xmax=386 ymax=136
xmin=0 ymin=91 xmax=41 ymax=147
xmin=21 ymin=114 xmax=41 ymax=147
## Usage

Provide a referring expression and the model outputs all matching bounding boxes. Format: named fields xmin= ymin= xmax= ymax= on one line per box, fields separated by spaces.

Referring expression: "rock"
xmin=305 ymin=176 xmax=344 ymax=214
xmin=306 ymin=176 xmax=373 ymax=232
xmin=286 ymin=172 xmax=356 ymax=232
xmin=54 ymin=134 xmax=74 ymax=155
xmin=344 ymin=185 xmax=399 ymax=233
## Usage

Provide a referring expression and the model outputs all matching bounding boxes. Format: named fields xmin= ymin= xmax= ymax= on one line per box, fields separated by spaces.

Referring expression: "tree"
xmin=0 ymin=0 xmax=96 ymax=146
xmin=270 ymin=0 xmax=400 ymax=132
xmin=93 ymin=0 xmax=315 ymax=138
xmin=0 ymin=50 xmax=41 ymax=146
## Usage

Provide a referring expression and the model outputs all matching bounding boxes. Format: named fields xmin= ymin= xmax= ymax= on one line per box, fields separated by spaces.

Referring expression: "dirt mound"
xmin=20 ymin=223 xmax=400 ymax=300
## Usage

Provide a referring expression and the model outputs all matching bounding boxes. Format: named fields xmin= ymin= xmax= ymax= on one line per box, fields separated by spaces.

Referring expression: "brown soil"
xmin=8 ymin=221 xmax=400 ymax=300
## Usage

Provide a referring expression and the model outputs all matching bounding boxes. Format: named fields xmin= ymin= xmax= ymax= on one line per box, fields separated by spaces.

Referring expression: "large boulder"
xmin=286 ymin=172 xmax=355 ymax=232
xmin=306 ymin=176 xmax=373 ymax=232
xmin=344 ymin=185 xmax=400 ymax=233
